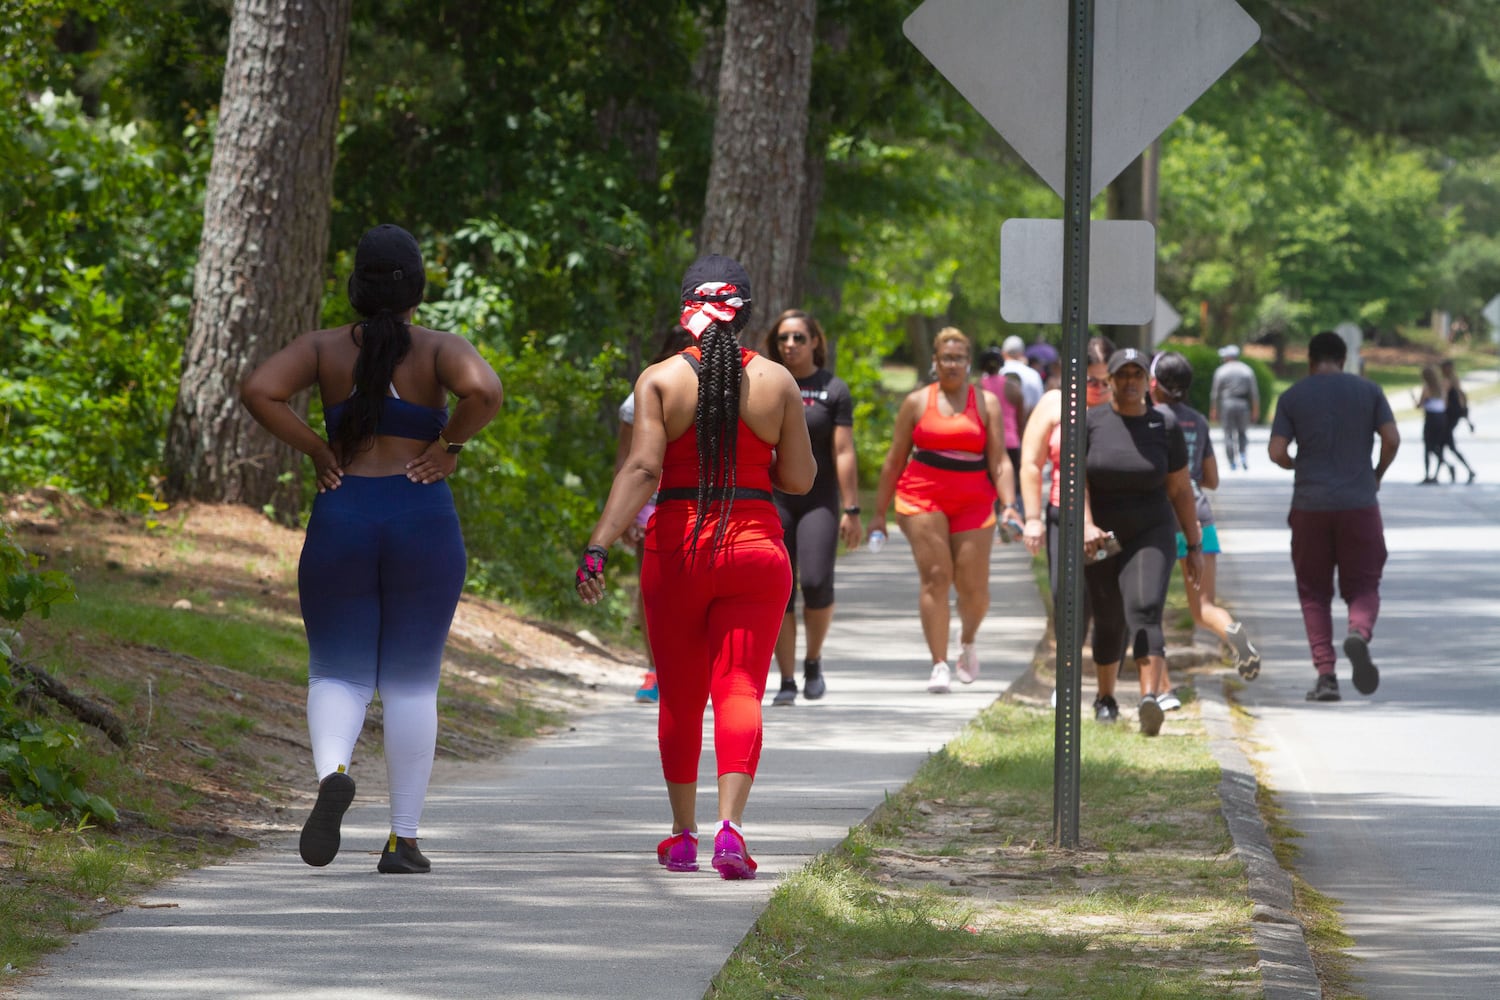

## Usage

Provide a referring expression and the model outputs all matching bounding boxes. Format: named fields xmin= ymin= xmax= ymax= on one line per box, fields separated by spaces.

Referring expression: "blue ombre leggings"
xmin=298 ymin=475 xmax=466 ymax=837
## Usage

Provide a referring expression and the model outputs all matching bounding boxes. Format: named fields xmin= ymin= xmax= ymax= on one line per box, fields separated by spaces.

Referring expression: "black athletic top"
xmin=1085 ymin=403 xmax=1187 ymax=534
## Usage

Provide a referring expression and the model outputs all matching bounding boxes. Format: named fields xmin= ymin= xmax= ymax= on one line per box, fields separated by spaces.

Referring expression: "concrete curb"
xmin=1197 ymin=677 xmax=1322 ymax=999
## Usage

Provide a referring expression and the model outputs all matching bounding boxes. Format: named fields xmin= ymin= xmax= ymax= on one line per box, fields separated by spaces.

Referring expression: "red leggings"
xmin=641 ymin=516 xmax=791 ymax=785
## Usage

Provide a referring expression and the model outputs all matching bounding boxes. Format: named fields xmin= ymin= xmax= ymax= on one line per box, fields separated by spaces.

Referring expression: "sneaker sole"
xmin=1226 ymin=625 xmax=1261 ymax=681
xmin=1344 ymin=635 xmax=1379 ymax=695
xmin=711 ymin=852 xmax=757 ymax=880
xmin=927 ymin=683 xmax=951 ymax=694
xmin=299 ymin=773 xmax=355 ymax=867
xmin=1139 ymin=700 xmax=1164 ymax=737
xmin=378 ymin=850 xmax=432 ymax=874
xmin=771 ymin=692 xmax=797 ymax=706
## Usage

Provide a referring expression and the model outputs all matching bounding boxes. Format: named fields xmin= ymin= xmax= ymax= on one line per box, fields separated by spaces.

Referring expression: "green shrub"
xmin=0 ymin=90 xmax=206 ymax=503
xmin=0 ymin=524 xmax=115 ymax=829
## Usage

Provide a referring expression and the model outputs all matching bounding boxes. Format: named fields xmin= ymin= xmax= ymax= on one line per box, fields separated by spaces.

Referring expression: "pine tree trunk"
xmin=697 ymin=0 xmax=816 ymax=342
xmin=164 ymin=0 xmax=350 ymax=511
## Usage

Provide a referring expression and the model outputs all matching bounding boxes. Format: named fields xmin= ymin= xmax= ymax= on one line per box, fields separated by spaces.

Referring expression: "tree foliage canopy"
xmin=3 ymin=0 xmax=1497 ymax=620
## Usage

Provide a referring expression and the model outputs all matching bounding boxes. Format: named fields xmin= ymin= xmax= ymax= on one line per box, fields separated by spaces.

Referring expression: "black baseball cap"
xmin=680 ymin=253 xmax=752 ymax=303
xmin=1106 ymin=347 xmax=1148 ymax=375
xmin=348 ymin=224 xmax=424 ymax=313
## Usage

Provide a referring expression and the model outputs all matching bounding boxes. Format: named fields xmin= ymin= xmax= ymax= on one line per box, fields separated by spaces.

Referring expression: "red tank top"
xmin=911 ymin=383 xmax=986 ymax=455
xmin=658 ymin=347 xmax=775 ymax=495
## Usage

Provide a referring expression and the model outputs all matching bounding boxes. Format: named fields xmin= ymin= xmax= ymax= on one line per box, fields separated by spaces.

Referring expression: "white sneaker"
xmin=955 ymin=643 xmax=980 ymax=683
xmin=927 ymin=662 xmax=952 ymax=694
xmin=1156 ymin=689 xmax=1182 ymax=711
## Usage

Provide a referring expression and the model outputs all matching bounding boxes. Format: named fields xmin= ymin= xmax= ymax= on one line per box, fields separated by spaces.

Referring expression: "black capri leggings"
xmin=1083 ymin=511 xmax=1176 ymax=666
xmin=777 ymin=489 xmax=839 ymax=612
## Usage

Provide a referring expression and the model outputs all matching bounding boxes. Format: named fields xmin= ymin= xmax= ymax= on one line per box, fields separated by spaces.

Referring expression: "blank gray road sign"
xmin=1484 ymin=294 xmax=1500 ymax=333
xmin=1000 ymin=219 xmax=1155 ymax=324
xmin=904 ymin=0 xmax=1261 ymax=199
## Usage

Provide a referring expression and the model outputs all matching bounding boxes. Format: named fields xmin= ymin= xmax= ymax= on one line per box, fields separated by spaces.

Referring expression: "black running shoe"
xmin=802 ymin=658 xmax=827 ymax=700
xmin=1344 ymin=634 xmax=1379 ymax=695
xmin=1305 ymin=674 xmax=1341 ymax=702
xmin=1093 ymin=694 xmax=1119 ymax=723
xmin=299 ymin=771 xmax=355 ymax=867
xmin=377 ymin=833 xmax=431 ymax=874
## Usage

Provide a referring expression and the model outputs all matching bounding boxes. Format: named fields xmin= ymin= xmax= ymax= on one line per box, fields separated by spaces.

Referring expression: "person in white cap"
xmin=1210 ymin=345 xmax=1259 ymax=470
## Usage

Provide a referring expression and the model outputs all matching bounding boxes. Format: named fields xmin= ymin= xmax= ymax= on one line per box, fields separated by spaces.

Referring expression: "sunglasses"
xmin=1087 ymin=377 xmax=1111 ymax=389
xmin=776 ymin=331 xmax=809 ymax=344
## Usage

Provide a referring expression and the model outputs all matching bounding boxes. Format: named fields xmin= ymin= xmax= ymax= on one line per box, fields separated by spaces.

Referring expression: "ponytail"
xmin=333 ymin=312 xmax=412 ymax=463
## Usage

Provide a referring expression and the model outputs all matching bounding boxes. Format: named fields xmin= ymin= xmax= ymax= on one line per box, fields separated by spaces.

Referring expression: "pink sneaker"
xmin=656 ymin=830 xmax=698 ymax=872
xmin=710 ymin=822 xmax=758 ymax=880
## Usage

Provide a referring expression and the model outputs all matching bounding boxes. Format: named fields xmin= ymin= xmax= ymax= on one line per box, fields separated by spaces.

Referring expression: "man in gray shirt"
xmin=1210 ymin=345 xmax=1260 ymax=470
xmin=1269 ymin=330 xmax=1400 ymax=702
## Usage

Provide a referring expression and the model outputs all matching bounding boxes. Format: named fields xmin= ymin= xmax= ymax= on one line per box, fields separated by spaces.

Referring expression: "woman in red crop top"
xmin=576 ymin=254 xmax=814 ymax=880
xmin=869 ymin=327 xmax=1019 ymax=694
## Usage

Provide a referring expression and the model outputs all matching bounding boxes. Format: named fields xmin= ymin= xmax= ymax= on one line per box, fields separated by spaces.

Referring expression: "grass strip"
xmin=709 ymin=700 xmax=1261 ymax=999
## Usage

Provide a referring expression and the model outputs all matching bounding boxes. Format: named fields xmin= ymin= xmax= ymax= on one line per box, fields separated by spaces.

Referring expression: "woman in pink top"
xmin=1019 ymin=336 xmax=1114 ymax=611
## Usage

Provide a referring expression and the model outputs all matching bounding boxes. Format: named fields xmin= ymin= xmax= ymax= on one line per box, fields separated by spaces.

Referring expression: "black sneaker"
xmin=299 ymin=771 xmax=355 ymax=867
xmin=1343 ymin=634 xmax=1379 ymax=695
xmin=1224 ymin=621 xmax=1261 ymax=681
xmin=771 ymin=678 xmax=798 ymax=706
xmin=1138 ymin=696 xmax=1164 ymax=737
xmin=1093 ymin=694 xmax=1119 ymax=723
xmin=1305 ymin=674 xmax=1341 ymax=702
xmin=802 ymin=658 xmax=827 ymax=700
xmin=377 ymin=833 xmax=431 ymax=874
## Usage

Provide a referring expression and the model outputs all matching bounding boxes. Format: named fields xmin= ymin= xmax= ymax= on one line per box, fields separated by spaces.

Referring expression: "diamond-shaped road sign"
xmin=1484 ymin=293 xmax=1500 ymax=334
xmin=904 ymin=0 xmax=1261 ymax=199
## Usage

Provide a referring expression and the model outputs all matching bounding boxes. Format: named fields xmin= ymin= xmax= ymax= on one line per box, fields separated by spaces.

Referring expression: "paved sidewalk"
xmin=14 ymin=534 xmax=1046 ymax=1000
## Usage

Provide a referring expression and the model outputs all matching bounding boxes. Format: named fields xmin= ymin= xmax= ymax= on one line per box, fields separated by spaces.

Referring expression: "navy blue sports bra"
xmin=324 ymin=385 xmax=448 ymax=442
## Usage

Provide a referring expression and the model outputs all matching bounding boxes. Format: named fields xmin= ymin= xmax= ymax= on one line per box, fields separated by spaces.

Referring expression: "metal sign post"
xmin=1052 ymin=0 xmax=1093 ymax=850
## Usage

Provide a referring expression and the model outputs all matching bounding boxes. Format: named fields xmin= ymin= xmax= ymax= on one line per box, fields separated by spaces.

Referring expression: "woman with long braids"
xmin=241 ymin=224 xmax=503 ymax=873
xmin=576 ymin=254 xmax=814 ymax=880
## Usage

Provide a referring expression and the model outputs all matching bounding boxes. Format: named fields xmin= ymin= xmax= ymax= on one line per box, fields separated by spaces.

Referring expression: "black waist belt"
xmin=656 ymin=487 xmax=774 ymax=503
xmin=912 ymin=449 xmax=987 ymax=473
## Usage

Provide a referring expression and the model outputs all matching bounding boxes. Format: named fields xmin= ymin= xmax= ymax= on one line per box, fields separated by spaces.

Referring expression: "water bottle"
xmin=867 ymin=529 xmax=887 ymax=554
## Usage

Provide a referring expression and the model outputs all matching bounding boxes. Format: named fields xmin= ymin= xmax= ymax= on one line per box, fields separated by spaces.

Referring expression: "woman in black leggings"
xmin=1082 ymin=348 xmax=1203 ymax=736
xmin=763 ymin=310 xmax=862 ymax=705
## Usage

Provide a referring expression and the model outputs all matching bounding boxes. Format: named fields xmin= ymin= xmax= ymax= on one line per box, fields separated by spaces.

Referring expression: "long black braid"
xmin=688 ymin=314 xmax=751 ymax=563
xmin=332 ymin=311 xmax=412 ymax=464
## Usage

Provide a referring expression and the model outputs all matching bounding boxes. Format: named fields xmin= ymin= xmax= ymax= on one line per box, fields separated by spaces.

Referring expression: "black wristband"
xmin=843 ymin=506 xmax=861 ymax=516
xmin=1186 ymin=542 xmax=1203 ymax=553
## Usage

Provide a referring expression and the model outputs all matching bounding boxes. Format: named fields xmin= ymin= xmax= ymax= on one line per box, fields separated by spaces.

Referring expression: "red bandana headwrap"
xmin=680 ymin=282 xmax=747 ymax=339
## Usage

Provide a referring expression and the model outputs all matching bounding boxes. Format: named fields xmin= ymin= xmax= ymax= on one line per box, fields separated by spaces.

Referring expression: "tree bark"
xmin=164 ymin=0 xmax=351 ymax=512
xmin=697 ymin=0 xmax=816 ymax=342
xmin=1102 ymin=148 xmax=1154 ymax=353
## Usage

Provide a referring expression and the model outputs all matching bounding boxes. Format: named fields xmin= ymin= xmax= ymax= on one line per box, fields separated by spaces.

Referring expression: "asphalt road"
xmin=1213 ymin=373 xmax=1500 ymax=999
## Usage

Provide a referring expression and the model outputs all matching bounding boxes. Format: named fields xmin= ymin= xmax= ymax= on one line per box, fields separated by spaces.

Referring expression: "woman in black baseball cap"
xmin=1078 ymin=348 xmax=1203 ymax=736
xmin=242 ymin=224 xmax=503 ymax=874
